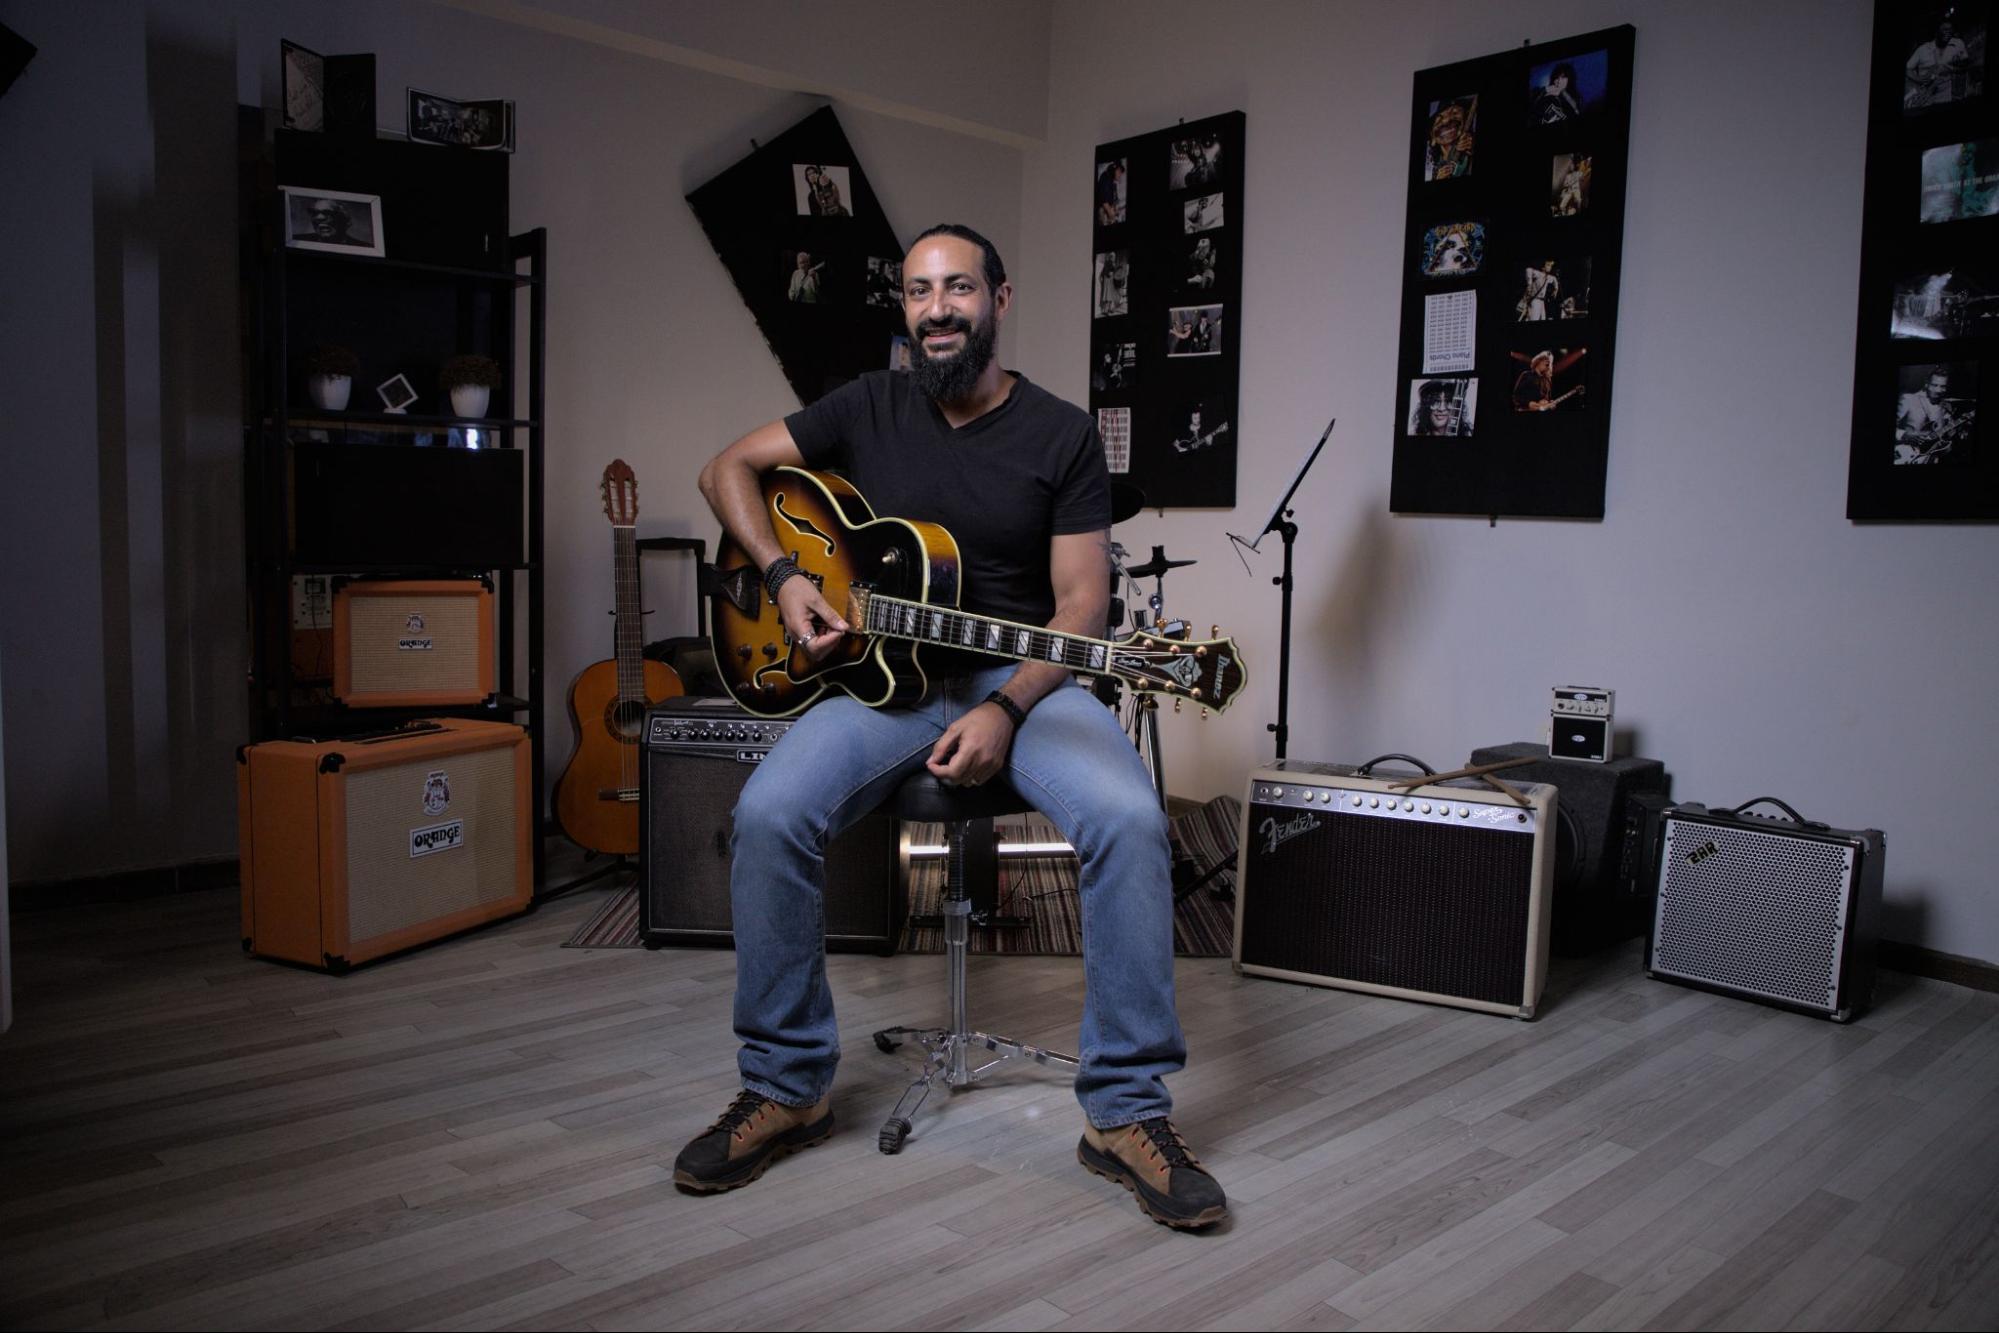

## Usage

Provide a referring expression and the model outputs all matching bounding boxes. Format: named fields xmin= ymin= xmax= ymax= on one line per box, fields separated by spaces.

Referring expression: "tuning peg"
xmin=1201 ymin=708 xmax=1210 ymax=719
xmin=1174 ymin=698 xmax=1183 ymax=713
xmin=1192 ymin=687 xmax=1204 ymax=700
xmin=1210 ymin=624 xmax=1219 ymax=638
xmin=1195 ymin=646 xmax=1207 ymax=658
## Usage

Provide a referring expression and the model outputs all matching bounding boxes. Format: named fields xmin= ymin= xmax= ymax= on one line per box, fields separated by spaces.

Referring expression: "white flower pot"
xmin=306 ymin=373 xmax=352 ymax=411
xmin=448 ymin=384 xmax=491 ymax=419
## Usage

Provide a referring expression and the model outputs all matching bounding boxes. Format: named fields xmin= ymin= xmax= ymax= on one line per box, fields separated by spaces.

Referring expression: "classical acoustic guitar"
xmin=709 ymin=467 xmax=1248 ymax=719
xmin=555 ymin=460 xmax=683 ymax=855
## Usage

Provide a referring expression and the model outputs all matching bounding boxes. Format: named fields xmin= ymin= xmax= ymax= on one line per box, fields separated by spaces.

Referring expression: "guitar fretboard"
xmin=613 ymin=525 xmax=644 ymax=707
xmin=860 ymin=593 xmax=1112 ymax=675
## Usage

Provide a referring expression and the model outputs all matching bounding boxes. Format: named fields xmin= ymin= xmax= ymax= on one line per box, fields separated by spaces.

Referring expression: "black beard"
xmin=909 ymin=313 xmax=997 ymax=404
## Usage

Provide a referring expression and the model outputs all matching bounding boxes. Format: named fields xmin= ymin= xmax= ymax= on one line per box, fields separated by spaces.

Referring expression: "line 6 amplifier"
xmin=1234 ymin=759 xmax=1556 ymax=1018
xmin=237 ymin=718 xmax=532 ymax=973
xmin=641 ymin=697 xmax=901 ymax=953
xmin=1647 ymin=800 xmax=1883 ymax=1022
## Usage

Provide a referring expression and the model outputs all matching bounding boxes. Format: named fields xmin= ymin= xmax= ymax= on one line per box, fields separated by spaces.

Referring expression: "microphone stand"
xmin=1267 ymin=506 xmax=1299 ymax=762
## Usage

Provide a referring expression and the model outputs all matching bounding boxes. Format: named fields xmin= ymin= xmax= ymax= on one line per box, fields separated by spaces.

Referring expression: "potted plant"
xmin=439 ymin=354 xmax=502 ymax=419
xmin=302 ymin=344 xmax=359 ymax=411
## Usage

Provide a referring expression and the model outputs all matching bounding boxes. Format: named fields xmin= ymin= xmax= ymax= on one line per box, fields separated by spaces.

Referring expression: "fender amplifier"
xmin=237 ymin=718 xmax=531 ymax=972
xmin=333 ymin=578 xmax=495 ymax=707
xmin=641 ymin=697 xmax=900 ymax=953
xmin=1234 ymin=760 xmax=1556 ymax=1017
xmin=1647 ymin=801 xmax=1884 ymax=1021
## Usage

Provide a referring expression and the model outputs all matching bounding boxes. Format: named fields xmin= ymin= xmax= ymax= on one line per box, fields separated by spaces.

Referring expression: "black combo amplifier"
xmin=1470 ymin=742 xmax=1669 ymax=955
xmin=1234 ymin=759 xmax=1556 ymax=1018
xmin=1646 ymin=800 xmax=1884 ymax=1021
xmin=640 ymin=697 xmax=901 ymax=953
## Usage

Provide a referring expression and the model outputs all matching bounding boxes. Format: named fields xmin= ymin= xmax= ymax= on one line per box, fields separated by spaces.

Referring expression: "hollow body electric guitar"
xmin=710 ymin=468 xmax=1248 ymax=718
xmin=555 ymin=460 xmax=683 ymax=855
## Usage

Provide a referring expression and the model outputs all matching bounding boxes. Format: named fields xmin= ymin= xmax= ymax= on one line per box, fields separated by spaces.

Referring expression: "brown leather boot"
xmin=1078 ymin=1117 xmax=1229 ymax=1229
xmin=673 ymin=1090 xmax=833 ymax=1192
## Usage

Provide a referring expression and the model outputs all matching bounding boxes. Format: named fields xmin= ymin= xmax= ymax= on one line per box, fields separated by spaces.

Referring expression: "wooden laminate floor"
xmin=2 ymin=881 xmax=1997 ymax=1332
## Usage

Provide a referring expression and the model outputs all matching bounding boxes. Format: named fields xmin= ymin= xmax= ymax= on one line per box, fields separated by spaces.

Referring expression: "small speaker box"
xmin=641 ymin=698 xmax=900 ymax=952
xmin=333 ymin=578 xmax=495 ymax=707
xmin=1235 ymin=760 xmax=1557 ymax=1018
xmin=237 ymin=718 xmax=531 ymax=972
xmin=1646 ymin=802 xmax=1884 ymax=1021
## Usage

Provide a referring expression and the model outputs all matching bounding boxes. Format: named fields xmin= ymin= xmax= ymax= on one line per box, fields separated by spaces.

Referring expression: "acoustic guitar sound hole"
xmin=603 ymin=698 xmax=647 ymax=742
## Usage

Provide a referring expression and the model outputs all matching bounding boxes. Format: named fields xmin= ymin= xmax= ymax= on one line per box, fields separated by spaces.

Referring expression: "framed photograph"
xmin=1904 ymin=7 xmax=1986 ymax=111
xmin=1182 ymin=235 xmax=1221 ymax=291
xmin=865 ymin=257 xmax=901 ymax=309
xmin=1514 ymin=256 xmax=1591 ymax=320
xmin=1095 ymin=159 xmax=1128 ymax=225
xmin=282 ymin=186 xmax=384 ymax=257
xmin=1408 ymin=377 xmax=1478 ymax=437
xmin=1166 ymin=304 xmax=1224 ymax=358
xmin=1094 ymin=250 xmax=1130 ymax=318
xmin=1508 ymin=347 xmax=1588 ymax=413
xmin=1527 ymin=49 xmax=1610 ymax=124
xmin=1551 ymin=153 xmax=1593 ymax=215
xmin=784 ymin=250 xmax=827 ymax=304
xmin=1167 ymin=398 xmax=1231 ymax=455
xmin=888 ymin=335 xmax=912 ymax=372
xmin=406 ymin=88 xmax=515 ymax=151
xmin=1092 ymin=342 xmax=1137 ymax=393
xmin=795 ymin=163 xmax=852 ymax=217
xmin=376 ymin=372 xmax=418 ymax=413
xmin=281 ymin=40 xmax=325 ymax=132
xmin=1182 ymin=192 xmax=1225 ymax=233
xmin=1168 ymin=133 xmax=1223 ymax=191
xmin=1098 ymin=406 xmax=1132 ymax=474
xmin=1419 ymin=220 xmax=1486 ymax=277
xmin=1425 ymin=96 xmax=1477 ymax=179
xmin=1850 ymin=5 xmax=1999 ymax=518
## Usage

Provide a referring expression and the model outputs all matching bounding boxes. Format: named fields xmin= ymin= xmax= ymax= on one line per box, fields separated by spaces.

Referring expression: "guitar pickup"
xmin=702 ymin=564 xmax=762 ymax=617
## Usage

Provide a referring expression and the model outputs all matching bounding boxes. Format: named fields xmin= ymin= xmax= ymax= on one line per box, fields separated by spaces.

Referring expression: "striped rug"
xmin=564 ymin=795 xmax=1241 ymax=957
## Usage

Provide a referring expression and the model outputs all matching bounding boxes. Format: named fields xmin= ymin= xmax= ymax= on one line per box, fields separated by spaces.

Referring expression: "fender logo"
xmin=1260 ymin=812 xmax=1320 ymax=855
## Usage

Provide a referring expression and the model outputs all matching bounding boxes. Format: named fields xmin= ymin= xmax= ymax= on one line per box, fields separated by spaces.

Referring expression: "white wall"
xmin=1013 ymin=0 xmax=1999 ymax=963
xmin=0 ymin=0 xmax=1030 ymax=882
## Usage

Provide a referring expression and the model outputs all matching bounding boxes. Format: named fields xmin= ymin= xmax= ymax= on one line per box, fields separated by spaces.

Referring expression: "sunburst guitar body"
xmin=555 ymin=460 xmax=683 ymax=855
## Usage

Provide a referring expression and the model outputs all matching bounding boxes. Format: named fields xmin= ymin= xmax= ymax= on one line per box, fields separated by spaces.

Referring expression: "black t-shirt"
xmin=784 ymin=370 xmax=1110 ymax=673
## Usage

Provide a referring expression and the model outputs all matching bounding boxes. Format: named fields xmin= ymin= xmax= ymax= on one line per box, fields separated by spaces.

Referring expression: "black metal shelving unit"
xmin=240 ymin=117 xmax=552 ymax=889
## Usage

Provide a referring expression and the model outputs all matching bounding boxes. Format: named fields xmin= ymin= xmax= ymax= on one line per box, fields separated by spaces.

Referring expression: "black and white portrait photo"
xmin=1092 ymin=342 xmax=1137 ymax=393
xmin=865 ymin=257 xmax=902 ymax=309
xmin=1167 ymin=304 xmax=1224 ymax=357
xmin=1894 ymin=362 xmax=1976 ymax=464
xmin=1515 ymin=257 xmax=1590 ymax=320
xmin=795 ymin=163 xmax=851 ymax=217
xmin=1094 ymin=249 xmax=1130 ymax=318
xmin=1408 ymin=377 xmax=1478 ymax=436
xmin=1551 ymin=153 xmax=1592 ymax=216
xmin=1168 ymin=399 xmax=1230 ymax=454
xmin=1095 ymin=158 xmax=1127 ymax=226
xmin=406 ymin=89 xmax=515 ymax=151
xmin=1183 ymin=192 xmax=1225 ymax=234
xmin=1892 ymin=269 xmax=1999 ymax=339
xmin=281 ymin=41 xmax=324 ymax=132
xmin=1183 ymin=235 xmax=1220 ymax=291
xmin=1905 ymin=7 xmax=1986 ymax=110
xmin=785 ymin=250 xmax=827 ymax=304
xmin=282 ymin=187 xmax=384 ymax=257
xmin=1168 ymin=133 xmax=1223 ymax=191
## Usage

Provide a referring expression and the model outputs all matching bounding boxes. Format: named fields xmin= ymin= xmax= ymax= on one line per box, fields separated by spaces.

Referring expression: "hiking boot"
xmin=673 ymin=1090 xmax=833 ymax=1192
xmin=1078 ymin=1117 xmax=1228 ymax=1229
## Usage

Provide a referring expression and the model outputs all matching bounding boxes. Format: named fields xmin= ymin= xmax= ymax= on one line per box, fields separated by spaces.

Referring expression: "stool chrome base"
xmin=871 ymin=1023 xmax=1079 ymax=1153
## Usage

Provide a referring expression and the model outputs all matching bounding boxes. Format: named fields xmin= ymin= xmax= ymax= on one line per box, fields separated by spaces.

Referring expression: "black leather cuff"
xmin=985 ymin=689 xmax=1028 ymax=731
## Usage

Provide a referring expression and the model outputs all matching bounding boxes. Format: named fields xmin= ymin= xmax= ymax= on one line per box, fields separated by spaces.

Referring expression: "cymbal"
xmin=1125 ymin=545 xmax=1197 ymax=579
xmin=1109 ymin=480 xmax=1147 ymax=525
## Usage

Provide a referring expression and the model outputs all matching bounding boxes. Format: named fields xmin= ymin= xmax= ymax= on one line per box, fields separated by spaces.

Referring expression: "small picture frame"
xmin=406 ymin=88 xmax=515 ymax=151
xmin=376 ymin=372 xmax=418 ymax=414
xmin=281 ymin=40 xmax=325 ymax=132
xmin=282 ymin=186 xmax=385 ymax=257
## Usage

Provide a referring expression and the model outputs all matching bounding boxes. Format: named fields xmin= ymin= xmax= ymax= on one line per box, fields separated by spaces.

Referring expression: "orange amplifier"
xmin=332 ymin=579 xmax=495 ymax=707
xmin=237 ymin=718 xmax=532 ymax=972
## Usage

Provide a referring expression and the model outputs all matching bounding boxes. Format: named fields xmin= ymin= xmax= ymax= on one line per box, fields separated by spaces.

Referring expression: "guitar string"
xmin=857 ymin=591 xmax=1217 ymax=691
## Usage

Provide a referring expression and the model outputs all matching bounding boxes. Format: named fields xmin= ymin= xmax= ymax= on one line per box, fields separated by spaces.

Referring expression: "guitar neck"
xmin=860 ymin=593 xmax=1119 ymax=678
xmin=612 ymin=525 xmax=645 ymax=701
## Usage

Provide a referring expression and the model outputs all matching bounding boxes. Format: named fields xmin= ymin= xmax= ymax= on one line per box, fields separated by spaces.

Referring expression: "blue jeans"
xmin=728 ymin=664 xmax=1185 ymax=1129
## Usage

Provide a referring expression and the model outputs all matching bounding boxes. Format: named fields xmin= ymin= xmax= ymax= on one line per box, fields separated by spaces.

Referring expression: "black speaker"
xmin=1469 ymin=742 xmax=1669 ymax=955
xmin=292 ymin=443 xmax=524 ymax=569
xmin=640 ymin=698 xmax=901 ymax=953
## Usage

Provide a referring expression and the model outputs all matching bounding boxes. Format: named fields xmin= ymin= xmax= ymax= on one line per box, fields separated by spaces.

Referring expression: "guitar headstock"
xmin=1110 ymin=628 xmax=1248 ymax=714
xmin=601 ymin=459 xmax=639 ymax=527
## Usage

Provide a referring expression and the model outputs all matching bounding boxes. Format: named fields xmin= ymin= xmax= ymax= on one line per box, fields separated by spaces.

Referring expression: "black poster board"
xmin=687 ymin=106 xmax=908 ymax=405
xmin=1089 ymin=111 xmax=1244 ymax=509
xmin=1389 ymin=26 xmax=1635 ymax=519
xmin=1848 ymin=3 xmax=1999 ymax=520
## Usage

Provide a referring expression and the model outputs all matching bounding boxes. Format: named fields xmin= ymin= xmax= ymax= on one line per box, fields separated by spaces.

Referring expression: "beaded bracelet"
xmin=763 ymin=555 xmax=804 ymax=603
xmin=984 ymin=690 xmax=1028 ymax=731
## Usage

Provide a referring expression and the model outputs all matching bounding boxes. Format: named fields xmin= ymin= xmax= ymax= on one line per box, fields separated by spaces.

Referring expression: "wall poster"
xmin=1848 ymin=3 xmax=1999 ymax=520
xmin=1389 ymin=26 xmax=1636 ymax=519
xmin=1088 ymin=111 xmax=1245 ymax=509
